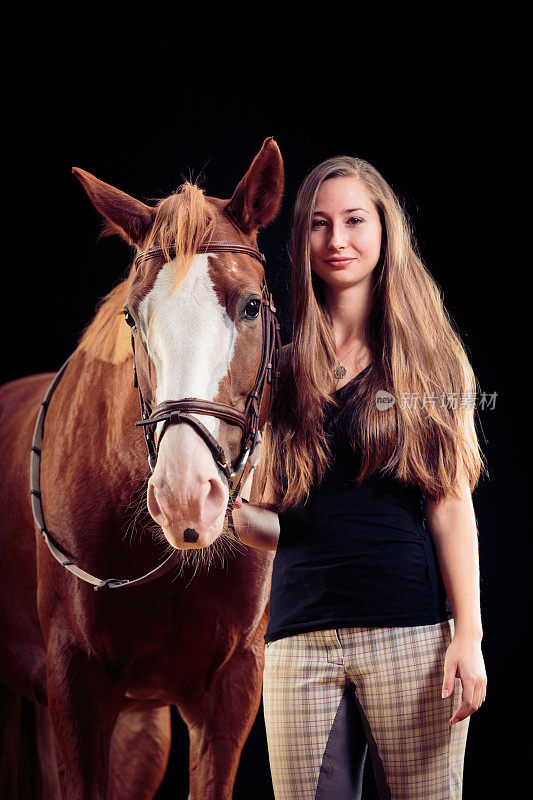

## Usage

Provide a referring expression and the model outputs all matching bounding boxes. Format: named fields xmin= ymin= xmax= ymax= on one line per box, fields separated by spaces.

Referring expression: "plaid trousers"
xmin=262 ymin=619 xmax=469 ymax=799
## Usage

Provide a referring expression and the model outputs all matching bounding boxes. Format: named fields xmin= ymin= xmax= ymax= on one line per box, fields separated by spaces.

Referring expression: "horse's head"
xmin=73 ymin=138 xmax=284 ymax=550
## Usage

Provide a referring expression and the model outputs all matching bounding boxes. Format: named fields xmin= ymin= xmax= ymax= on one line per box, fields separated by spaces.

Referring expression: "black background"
xmin=4 ymin=20 xmax=525 ymax=799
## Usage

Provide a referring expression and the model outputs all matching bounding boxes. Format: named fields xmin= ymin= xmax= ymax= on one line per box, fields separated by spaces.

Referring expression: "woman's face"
xmin=309 ymin=176 xmax=382 ymax=291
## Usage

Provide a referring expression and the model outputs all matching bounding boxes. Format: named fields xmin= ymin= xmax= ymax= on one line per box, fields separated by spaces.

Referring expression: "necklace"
xmin=334 ymin=341 xmax=363 ymax=379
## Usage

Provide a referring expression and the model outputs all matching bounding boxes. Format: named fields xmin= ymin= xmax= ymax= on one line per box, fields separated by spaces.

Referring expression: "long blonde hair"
xmin=256 ymin=156 xmax=487 ymax=509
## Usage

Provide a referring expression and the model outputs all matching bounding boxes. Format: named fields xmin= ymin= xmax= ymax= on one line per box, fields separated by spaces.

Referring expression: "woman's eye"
xmin=123 ymin=309 xmax=138 ymax=332
xmin=244 ymin=298 xmax=261 ymax=319
xmin=311 ymin=217 xmax=362 ymax=228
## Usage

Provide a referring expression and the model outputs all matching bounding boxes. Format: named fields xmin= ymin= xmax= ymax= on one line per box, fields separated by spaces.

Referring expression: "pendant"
xmin=334 ymin=364 xmax=347 ymax=379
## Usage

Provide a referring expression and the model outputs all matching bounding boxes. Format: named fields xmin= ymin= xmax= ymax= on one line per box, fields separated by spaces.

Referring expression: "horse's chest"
xmin=120 ymin=630 xmax=233 ymax=705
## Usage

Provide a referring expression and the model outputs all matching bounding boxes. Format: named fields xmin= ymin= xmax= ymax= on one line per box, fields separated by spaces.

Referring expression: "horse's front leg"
xmin=179 ymin=640 xmax=265 ymax=800
xmin=45 ymin=625 xmax=122 ymax=800
xmin=108 ymin=706 xmax=171 ymax=800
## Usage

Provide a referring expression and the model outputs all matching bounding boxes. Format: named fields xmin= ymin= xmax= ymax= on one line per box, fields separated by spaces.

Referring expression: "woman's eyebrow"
xmin=313 ymin=207 xmax=368 ymax=215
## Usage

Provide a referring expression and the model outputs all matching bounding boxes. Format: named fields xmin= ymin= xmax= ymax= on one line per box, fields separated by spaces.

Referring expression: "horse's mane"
xmin=78 ymin=183 xmax=217 ymax=364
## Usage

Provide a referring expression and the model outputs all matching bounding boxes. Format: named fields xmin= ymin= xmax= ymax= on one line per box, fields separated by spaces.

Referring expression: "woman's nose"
xmin=327 ymin=222 xmax=347 ymax=250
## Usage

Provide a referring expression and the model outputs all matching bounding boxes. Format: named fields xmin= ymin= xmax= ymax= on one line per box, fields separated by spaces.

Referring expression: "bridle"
xmin=30 ymin=240 xmax=282 ymax=591
xmin=132 ymin=241 xmax=281 ymax=500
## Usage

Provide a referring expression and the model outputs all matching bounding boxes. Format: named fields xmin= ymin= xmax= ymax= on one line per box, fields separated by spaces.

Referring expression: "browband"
xmin=134 ymin=241 xmax=266 ymax=271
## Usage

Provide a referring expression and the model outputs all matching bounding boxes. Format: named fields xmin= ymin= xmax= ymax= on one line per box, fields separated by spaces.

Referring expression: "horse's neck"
xmin=38 ymin=349 xmax=165 ymax=584
xmin=52 ymin=349 xmax=145 ymax=479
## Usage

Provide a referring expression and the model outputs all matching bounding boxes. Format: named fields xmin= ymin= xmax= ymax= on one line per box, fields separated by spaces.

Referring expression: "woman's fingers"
xmin=441 ymin=663 xmax=457 ymax=699
xmin=449 ymin=676 xmax=487 ymax=725
xmin=450 ymin=691 xmax=474 ymax=725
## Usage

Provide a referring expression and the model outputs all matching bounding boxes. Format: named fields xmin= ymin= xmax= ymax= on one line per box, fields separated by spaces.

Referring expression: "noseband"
xmin=132 ymin=241 xmax=282 ymax=501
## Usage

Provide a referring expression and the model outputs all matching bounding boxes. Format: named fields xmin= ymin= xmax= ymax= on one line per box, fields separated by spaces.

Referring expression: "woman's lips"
xmin=324 ymin=257 xmax=355 ymax=266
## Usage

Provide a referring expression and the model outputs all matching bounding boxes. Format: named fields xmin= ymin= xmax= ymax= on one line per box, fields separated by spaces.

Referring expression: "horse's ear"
xmin=225 ymin=137 xmax=284 ymax=234
xmin=72 ymin=167 xmax=155 ymax=246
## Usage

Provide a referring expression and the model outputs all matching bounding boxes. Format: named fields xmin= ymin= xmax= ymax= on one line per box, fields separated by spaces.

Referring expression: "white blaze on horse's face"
xmin=140 ymin=253 xmax=238 ymax=550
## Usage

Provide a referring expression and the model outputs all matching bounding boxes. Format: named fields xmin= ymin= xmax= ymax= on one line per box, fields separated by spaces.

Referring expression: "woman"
xmin=232 ymin=156 xmax=487 ymax=799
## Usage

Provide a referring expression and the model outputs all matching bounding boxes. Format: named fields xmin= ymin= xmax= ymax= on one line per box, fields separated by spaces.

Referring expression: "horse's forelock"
xmin=140 ymin=183 xmax=217 ymax=290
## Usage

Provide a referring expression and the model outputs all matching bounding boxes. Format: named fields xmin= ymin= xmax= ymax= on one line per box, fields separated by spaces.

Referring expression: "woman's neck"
xmin=324 ymin=281 xmax=373 ymax=350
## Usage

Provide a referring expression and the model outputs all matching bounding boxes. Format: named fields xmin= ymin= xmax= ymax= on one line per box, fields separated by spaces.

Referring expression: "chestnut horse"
xmin=0 ymin=138 xmax=283 ymax=799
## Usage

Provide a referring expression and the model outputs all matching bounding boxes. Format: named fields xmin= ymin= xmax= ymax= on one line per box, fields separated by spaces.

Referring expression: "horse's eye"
xmin=244 ymin=298 xmax=261 ymax=319
xmin=123 ymin=308 xmax=138 ymax=332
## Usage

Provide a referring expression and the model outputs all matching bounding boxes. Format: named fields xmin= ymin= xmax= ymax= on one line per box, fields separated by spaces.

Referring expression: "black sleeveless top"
xmin=265 ymin=365 xmax=452 ymax=644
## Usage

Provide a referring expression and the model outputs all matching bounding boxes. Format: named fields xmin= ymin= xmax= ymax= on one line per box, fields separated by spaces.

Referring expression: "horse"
xmin=0 ymin=137 xmax=284 ymax=799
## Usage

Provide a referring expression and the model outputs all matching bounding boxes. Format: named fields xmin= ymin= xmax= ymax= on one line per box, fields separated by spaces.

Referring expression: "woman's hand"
xmin=233 ymin=495 xmax=243 ymax=510
xmin=441 ymin=631 xmax=487 ymax=725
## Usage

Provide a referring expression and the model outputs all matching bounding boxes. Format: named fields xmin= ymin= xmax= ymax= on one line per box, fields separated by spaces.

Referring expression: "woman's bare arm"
xmin=425 ymin=467 xmax=483 ymax=639
xmin=425 ymin=465 xmax=487 ymax=724
xmin=231 ymin=474 xmax=281 ymax=551
xmin=232 ymin=501 xmax=280 ymax=551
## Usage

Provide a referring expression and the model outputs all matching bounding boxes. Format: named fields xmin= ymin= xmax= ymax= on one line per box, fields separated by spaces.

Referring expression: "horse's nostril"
xmin=147 ymin=481 xmax=167 ymax=526
xmin=183 ymin=528 xmax=200 ymax=543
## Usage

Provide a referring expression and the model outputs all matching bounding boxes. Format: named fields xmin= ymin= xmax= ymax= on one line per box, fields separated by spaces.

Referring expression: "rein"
xmin=30 ymin=241 xmax=281 ymax=591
